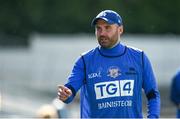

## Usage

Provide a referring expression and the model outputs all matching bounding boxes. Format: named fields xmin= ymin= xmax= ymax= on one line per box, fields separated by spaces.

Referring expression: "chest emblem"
xmin=107 ymin=66 xmax=121 ymax=78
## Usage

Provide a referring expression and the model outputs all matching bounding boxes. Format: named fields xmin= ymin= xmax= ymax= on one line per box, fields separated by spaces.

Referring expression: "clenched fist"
xmin=58 ymin=85 xmax=72 ymax=101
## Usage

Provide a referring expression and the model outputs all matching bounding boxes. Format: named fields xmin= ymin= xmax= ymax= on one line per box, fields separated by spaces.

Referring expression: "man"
xmin=58 ymin=10 xmax=160 ymax=118
xmin=170 ymin=68 xmax=180 ymax=118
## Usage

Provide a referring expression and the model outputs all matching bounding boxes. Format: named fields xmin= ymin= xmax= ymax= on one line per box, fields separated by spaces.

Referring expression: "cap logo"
xmin=97 ymin=12 xmax=106 ymax=18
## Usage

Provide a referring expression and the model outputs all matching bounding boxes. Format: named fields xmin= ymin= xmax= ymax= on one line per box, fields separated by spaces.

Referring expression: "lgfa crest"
xmin=107 ymin=66 xmax=121 ymax=78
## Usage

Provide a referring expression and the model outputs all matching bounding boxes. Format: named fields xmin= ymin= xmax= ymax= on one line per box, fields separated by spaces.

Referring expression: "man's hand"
xmin=58 ymin=85 xmax=72 ymax=101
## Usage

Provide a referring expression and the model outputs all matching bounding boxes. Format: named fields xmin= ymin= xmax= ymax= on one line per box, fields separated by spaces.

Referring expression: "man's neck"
xmin=98 ymin=42 xmax=125 ymax=57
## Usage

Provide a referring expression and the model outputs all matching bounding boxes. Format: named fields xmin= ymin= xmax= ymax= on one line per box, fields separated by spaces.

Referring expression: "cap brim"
xmin=91 ymin=17 xmax=114 ymax=26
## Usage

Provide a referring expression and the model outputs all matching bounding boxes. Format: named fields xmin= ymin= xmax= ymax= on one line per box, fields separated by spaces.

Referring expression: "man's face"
xmin=95 ymin=19 xmax=123 ymax=48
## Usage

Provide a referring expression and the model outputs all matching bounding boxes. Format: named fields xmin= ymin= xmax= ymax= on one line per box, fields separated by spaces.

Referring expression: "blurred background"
xmin=0 ymin=0 xmax=180 ymax=118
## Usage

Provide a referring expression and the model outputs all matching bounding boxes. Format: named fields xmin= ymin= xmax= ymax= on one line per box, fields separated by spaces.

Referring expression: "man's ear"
xmin=119 ymin=26 xmax=123 ymax=35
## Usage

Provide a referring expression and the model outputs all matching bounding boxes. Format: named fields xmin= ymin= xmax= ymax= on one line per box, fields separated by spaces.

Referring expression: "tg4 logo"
xmin=94 ymin=80 xmax=134 ymax=99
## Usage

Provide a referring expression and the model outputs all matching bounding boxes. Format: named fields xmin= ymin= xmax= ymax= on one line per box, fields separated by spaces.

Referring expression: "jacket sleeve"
xmin=170 ymin=70 xmax=180 ymax=105
xmin=63 ymin=56 xmax=85 ymax=104
xmin=142 ymin=52 xmax=160 ymax=118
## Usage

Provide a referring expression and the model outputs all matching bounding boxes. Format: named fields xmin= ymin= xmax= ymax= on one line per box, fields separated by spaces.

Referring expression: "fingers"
xmin=58 ymin=85 xmax=72 ymax=101
xmin=58 ymin=85 xmax=72 ymax=97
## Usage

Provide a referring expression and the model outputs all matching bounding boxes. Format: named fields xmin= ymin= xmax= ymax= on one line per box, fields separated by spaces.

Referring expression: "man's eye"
xmin=105 ymin=26 xmax=111 ymax=30
xmin=96 ymin=27 xmax=101 ymax=31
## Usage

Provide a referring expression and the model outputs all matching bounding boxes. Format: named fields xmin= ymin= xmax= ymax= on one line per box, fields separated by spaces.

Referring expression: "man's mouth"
xmin=99 ymin=36 xmax=108 ymax=42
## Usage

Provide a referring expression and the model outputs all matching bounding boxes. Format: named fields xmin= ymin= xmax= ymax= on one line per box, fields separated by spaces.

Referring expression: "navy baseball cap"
xmin=91 ymin=10 xmax=123 ymax=26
